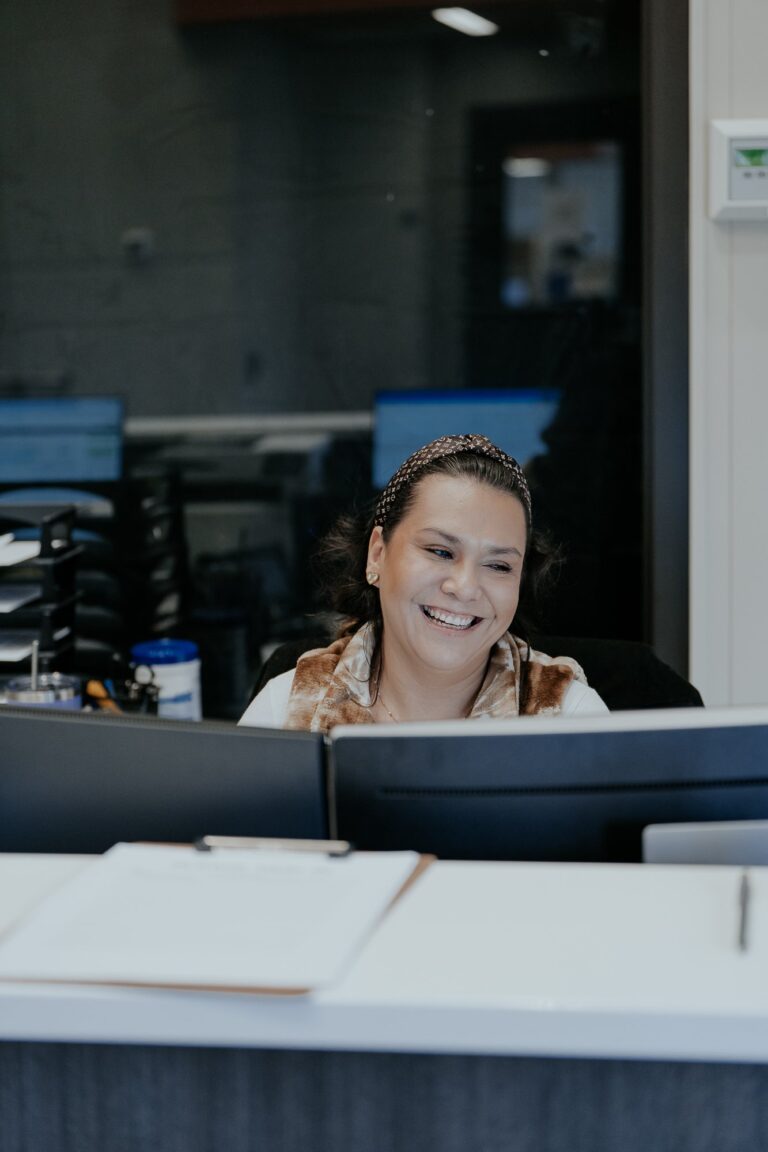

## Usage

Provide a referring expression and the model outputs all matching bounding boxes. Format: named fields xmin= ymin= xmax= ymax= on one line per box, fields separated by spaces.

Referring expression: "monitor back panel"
xmin=0 ymin=709 xmax=326 ymax=853
xmin=330 ymin=721 xmax=768 ymax=862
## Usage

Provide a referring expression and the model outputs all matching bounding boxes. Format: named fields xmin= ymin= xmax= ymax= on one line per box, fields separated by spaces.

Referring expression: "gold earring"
xmin=366 ymin=570 xmax=379 ymax=585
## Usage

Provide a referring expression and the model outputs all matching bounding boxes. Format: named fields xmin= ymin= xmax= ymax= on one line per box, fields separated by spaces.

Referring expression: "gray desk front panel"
xmin=2 ymin=1042 xmax=767 ymax=1152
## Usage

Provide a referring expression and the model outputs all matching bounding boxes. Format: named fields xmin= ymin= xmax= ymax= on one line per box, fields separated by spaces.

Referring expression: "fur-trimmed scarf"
xmin=283 ymin=623 xmax=586 ymax=733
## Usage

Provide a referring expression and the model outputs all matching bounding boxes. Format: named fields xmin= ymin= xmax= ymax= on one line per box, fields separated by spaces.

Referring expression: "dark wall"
xmin=0 ymin=1 xmax=638 ymax=417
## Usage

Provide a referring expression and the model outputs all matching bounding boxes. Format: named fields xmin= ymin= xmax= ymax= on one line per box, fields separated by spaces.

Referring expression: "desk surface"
xmin=1 ymin=854 xmax=767 ymax=1063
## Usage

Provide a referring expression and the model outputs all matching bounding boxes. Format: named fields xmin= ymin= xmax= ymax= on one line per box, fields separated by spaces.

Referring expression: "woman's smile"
xmin=419 ymin=604 xmax=482 ymax=630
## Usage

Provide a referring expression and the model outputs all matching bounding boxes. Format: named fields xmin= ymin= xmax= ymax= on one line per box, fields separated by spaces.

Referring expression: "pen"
xmin=738 ymin=868 xmax=750 ymax=953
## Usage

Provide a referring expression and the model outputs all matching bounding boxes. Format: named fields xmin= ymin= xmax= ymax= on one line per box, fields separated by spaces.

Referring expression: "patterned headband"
xmin=374 ymin=433 xmax=532 ymax=528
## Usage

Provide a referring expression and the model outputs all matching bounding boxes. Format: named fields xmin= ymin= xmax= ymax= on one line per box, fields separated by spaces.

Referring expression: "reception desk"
xmin=2 ymin=855 xmax=768 ymax=1151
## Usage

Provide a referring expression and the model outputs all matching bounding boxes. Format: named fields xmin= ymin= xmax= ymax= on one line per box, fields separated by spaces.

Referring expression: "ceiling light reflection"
xmin=502 ymin=157 xmax=552 ymax=179
xmin=431 ymin=8 xmax=499 ymax=37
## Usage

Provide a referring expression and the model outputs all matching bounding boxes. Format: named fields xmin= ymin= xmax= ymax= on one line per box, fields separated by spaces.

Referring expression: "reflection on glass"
xmin=372 ymin=388 xmax=562 ymax=489
xmin=501 ymin=141 xmax=622 ymax=309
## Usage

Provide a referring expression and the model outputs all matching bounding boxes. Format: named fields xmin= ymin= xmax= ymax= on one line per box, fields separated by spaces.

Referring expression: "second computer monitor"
xmin=329 ymin=708 xmax=768 ymax=862
xmin=372 ymin=388 xmax=561 ymax=489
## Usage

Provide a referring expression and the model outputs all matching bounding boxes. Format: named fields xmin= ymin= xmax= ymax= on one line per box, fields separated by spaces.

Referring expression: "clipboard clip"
xmin=194 ymin=835 xmax=353 ymax=857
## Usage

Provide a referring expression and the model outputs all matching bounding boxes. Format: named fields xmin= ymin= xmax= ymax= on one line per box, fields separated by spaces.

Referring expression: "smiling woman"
xmin=239 ymin=434 xmax=608 ymax=730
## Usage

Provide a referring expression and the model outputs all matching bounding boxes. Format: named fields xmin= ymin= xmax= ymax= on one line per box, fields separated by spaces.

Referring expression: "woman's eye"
xmin=486 ymin=562 xmax=512 ymax=574
xmin=426 ymin=547 xmax=453 ymax=560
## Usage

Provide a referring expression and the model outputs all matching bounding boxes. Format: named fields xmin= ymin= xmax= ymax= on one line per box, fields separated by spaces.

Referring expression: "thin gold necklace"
xmin=377 ymin=693 xmax=399 ymax=723
xmin=377 ymin=692 xmax=473 ymax=723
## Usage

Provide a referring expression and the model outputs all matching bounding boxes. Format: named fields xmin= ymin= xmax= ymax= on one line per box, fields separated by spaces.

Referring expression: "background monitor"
xmin=328 ymin=707 xmax=768 ymax=862
xmin=0 ymin=396 xmax=124 ymax=483
xmin=372 ymin=387 xmax=561 ymax=489
xmin=0 ymin=707 xmax=326 ymax=853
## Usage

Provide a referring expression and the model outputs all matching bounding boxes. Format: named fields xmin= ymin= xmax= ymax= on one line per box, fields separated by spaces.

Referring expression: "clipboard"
xmin=0 ymin=839 xmax=432 ymax=995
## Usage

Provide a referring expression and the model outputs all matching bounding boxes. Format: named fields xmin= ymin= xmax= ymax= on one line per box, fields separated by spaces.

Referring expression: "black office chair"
xmin=249 ymin=630 xmax=703 ymax=712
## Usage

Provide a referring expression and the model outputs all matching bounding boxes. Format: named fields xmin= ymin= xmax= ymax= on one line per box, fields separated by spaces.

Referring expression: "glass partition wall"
xmin=0 ymin=0 xmax=643 ymax=716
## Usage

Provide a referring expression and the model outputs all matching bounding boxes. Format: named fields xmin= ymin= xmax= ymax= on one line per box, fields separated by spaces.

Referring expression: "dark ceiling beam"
xmin=174 ymin=0 xmax=509 ymax=24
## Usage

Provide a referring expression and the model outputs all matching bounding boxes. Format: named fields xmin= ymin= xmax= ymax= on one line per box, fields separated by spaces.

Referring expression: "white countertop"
xmin=1 ymin=854 xmax=767 ymax=1063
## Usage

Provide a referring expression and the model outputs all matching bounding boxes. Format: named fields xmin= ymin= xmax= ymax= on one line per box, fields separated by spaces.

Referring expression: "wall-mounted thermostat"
xmin=710 ymin=119 xmax=768 ymax=220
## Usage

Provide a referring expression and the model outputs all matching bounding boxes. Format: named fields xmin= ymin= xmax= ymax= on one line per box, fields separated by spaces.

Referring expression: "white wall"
xmin=690 ymin=0 xmax=768 ymax=705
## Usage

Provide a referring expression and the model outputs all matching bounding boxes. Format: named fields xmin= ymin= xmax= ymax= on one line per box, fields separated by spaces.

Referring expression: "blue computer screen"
xmin=0 ymin=396 xmax=124 ymax=483
xmin=373 ymin=389 xmax=561 ymax=489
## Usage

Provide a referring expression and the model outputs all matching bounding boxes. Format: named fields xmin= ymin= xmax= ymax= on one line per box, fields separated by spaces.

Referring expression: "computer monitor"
xmin=0 ymin=707 xmax=326 ymax=853
xmin=372 ymin=388 xmax=561 ymax=489
xmin=328 ymin=707 xmax=768 ymax=862
xmin=0 ymin=396 xmax=124 ymax=483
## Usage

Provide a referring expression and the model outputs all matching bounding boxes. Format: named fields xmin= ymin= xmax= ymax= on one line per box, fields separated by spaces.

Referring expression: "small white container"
xmin=130 ymin=639 xmax=202 ymax=721
xmin=4 ymin=671 xmax=82 ymax=710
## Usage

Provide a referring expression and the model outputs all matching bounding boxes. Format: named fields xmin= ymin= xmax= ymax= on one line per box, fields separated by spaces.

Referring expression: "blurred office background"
xmin=0 ymin=0 xmax=688 ymax=717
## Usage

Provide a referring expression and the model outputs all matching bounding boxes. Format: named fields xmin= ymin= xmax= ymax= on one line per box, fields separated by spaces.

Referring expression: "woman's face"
xmin=367 ymin=474 xmax=527 ymax=681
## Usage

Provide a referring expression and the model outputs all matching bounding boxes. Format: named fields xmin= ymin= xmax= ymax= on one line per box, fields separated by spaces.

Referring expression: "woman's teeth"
xmin=422 ymin=606 xmax=477 ymax=629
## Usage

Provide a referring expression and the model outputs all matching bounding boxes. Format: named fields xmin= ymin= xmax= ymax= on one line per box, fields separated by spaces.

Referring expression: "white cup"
xmin=130 ymin=639 xmax=202 ymax=721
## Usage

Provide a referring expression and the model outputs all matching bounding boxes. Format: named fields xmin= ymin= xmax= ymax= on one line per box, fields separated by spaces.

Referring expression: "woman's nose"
xmin=441 ymin=563 xmax=481 ymax=601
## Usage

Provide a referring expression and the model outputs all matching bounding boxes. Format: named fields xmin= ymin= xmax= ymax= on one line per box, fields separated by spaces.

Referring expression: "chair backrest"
xmin=529 ymin=633 xmax=703 ymax=710
xmin=249 ymin=631 xmax=703 ymax=711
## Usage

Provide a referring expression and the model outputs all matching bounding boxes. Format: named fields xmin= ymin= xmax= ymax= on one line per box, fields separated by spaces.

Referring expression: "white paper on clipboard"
xmin=0 ymin=842 xmax=425 ymax=993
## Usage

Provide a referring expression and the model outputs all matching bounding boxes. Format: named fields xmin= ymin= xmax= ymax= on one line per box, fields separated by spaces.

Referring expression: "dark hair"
xmin=316 ymin=452 xmax=562 ymax=686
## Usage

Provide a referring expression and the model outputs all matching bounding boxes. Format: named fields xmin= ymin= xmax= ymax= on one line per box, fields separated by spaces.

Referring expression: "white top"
xmin=2 ymin=854 xmax=768 ymax=1062
xmin=239 ymin=667 xmax=609 ymax=728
